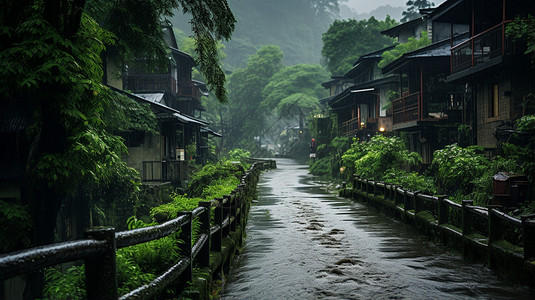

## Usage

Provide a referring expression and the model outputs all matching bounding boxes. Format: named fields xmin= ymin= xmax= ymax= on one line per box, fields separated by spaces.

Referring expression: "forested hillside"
xmin=172 ymin=0 xmax=336 ymax=70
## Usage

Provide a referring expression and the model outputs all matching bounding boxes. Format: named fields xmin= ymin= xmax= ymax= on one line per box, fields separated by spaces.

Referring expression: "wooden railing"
xmin=0 ymin=159 xmax=276 ymax=299
xmin=451 ymin=21 xmax=513 ymax=74
xmin=351 ymin=176 xmax=535 ymax=263
xmin=339 ymin=118 xmax=360 ymax=136
xmin=124 ymin=74 xmax=177 ymax=94
xmin=392 ymin=92 xmax=420 ymax=125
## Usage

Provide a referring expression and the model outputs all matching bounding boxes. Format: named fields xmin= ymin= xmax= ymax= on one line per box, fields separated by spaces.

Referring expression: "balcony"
xmin=124 ymin=74 xmax=177 ymax=94
xmin=451 ymin=21 xmax=512 ymax=74
xmin=392 ymin=92 xmax=462 ymax=128
xmin=142 ymin=160 xmax=182 ymax=183
xmin=393 ymin=92 xmax=420 ymax=125
xmin=177 ymin=81 xmax=201 ymax=100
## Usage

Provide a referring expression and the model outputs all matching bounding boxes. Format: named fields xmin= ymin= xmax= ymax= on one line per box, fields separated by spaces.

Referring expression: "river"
xmin=220 ymin=159 xmax=533 ymax=299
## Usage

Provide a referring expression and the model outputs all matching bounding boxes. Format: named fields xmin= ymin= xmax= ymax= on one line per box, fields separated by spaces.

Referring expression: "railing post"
xmin=226 ymin=194 xmax=237 ymax=232
xmin=437 ymin=195 xmax=447 ymax=225
xmin=413 ymin=191 xmax=422 ymax=214
xmin=462 ymin=200 xmax=474 ymax=236
xmin=178 ymin=211 xmax=193 ymax=283
xmin=403 ymin=190 xmax=412 ymax=212
xmin=213 ymin=198 xmax=223 ymax=252
xmin=198 ymin=202 xmax=211 ymax=268
xmin=522 ymin=215 xmax=535 ymax=261
xmin=487 ymin=205 xmax=501 ymax=245
xmin=84 ymin=227 xmax=117 ymax=300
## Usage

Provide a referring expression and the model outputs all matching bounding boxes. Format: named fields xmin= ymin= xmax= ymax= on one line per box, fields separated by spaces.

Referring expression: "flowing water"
xmin=220 ymin=159 xmax=534 ymax=299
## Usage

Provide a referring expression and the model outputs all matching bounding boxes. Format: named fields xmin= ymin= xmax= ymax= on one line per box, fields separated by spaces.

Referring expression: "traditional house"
xmin=377 ymin=7 xmax=470 ymax=164
xmin=108 ymin=24 xmax=219 ymax=184
xmin=381 ymin=37 xmax=469 ymax=163
xmin=430 ymin=0 xmax=535 ymax=152
xmin=327 ymin=46 xmax=398 ymax=140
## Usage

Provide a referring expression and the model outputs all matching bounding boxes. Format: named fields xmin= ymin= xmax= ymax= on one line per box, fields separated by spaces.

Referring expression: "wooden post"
xmin=84 ymin=227 xmax=117 ymax=300
xmin=198 ymin=202 xmax=211 ymax=268
xmin=437 ymin=195 xmax=447 ymax=225
xmin=178 ymin=211 xmax=193 ymax=283
xmin=462 ymin=200 xmax=474 ymax=236
xmin=522 ymin=215 xmax=535 ymax=261
xmin=213 ymin=198 xmax=223 ymax=252
xmin=413 ymin=191 xmax=422 ymax=214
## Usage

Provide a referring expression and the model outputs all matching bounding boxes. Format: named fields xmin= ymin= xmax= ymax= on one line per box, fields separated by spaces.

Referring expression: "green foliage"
xmin=0 ymin=200 xmax=32 ymax=254
xmin=383 ymin=169 xmax=436 ymax=194
xmin=43 ymin=265 xmax=86 ymax=299
xmin=321 ymin=16 xmax=398 ymax=74
xmin=187 ymin=161 xmax=244 ymax=198
xmin=506 ymin=15 xmax=535 ymax=66
xmin=378 ymin=31 xmax=431 ymax=69
xmin=227 ymin=148 xmax=251 ymax=162
xmin=342 ymin=136 xmax=421 ymax=181
xmin=261 ymin=64 xmax=330 ymax=116
xmin=401 ymin=0 xmax=434 ymax=23
xmin=310 ymin=136 xmax=352 ymax=179
xmin=225 ymin=45 xmax=284 ymax=150
xmin=429 ymin=144 xmax=489 ymax=197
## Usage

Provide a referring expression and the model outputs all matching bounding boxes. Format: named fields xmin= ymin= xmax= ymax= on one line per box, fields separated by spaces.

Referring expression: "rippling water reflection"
xmin=221 ymin=159 xmax=533 ymax=299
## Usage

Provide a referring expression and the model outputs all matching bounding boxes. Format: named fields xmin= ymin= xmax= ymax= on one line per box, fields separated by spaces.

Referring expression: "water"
xmin=220 ymin=159 xmax=534 ymax=299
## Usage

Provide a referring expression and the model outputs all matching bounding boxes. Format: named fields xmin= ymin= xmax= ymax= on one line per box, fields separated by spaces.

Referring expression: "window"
xmin=489 ymin=84 xmax=499 ymax=118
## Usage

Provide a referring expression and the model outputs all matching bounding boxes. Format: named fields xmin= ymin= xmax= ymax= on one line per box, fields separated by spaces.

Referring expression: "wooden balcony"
xmin=124 ymin=74 xmax=177 ymax=94
xmin=451 ymin=21 xmax=512 ymax=74
xmin=393 ymin=92 xmax=420 ymax=125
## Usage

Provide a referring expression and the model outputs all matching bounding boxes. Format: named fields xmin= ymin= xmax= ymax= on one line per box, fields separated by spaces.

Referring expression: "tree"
xmin=321 ymin=16 xmax=397 ymax=74
xmin=378 ymin=31 xmax=431 ymax=68
xmin=225 ymin=45 xmax=284 ymax=150
xmin=0 ymin=0 xmax=235 ymax=253
xmin=261 ymin=64 xmax=329 ymax=115
xmin=507 ymin=14 xmax=535 ymax=66
xmin=401 ymin=0 xmax=434 ymax=23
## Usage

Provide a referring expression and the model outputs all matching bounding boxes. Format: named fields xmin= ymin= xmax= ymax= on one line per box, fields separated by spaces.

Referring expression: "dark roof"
xmin=328 ymin=75 xmax=398 ymax=107
xmin=381 ymin=17 xmax=425 ymax=38
xmin=201 ymin=127 xmax=222 ymax=137
xmin=109 ymin=86 xmax=208 ymax=126
xmin=381 ymin=34 xmax=469 ymax=73
xmin=345 ymin=46 xmax=396 ymax=78
xmin=170 ymin=47 xmax=196 ymax=66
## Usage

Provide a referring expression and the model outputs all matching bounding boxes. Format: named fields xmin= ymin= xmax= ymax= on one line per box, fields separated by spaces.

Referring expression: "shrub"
xmin=342 ymin=136 xmax=421 ymax=181
xmin=429 ymin=144 xmax=489 ymax=197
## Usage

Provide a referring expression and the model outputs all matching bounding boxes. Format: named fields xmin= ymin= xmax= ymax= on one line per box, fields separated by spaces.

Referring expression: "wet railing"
xmin=124 ymin=74 xmax=177 ymax=94
xmin=352 ymin=176 xmax=535 ymax=262
xmin=0 ymin=159 xmax=276 ymax=299
xmin=451 ymin=21 xmax=513 ymax=74
xmin=392 ymin=92 xmax=420 ymax=125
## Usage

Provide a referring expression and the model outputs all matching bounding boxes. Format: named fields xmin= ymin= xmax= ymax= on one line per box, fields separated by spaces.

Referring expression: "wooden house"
xmin=327 ymin=47 xmax=399 ymax=140
xmin=379 ymin=8 xmax=470 ymax=164
xmin=430 ymin=0 xmax=535 ymax=152
xmin=109 ymin=24 xmax=220 ymax=183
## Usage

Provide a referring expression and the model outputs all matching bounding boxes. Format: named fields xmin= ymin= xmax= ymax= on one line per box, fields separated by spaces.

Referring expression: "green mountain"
xmin=171 ymin=0 xmax=335 ymax=71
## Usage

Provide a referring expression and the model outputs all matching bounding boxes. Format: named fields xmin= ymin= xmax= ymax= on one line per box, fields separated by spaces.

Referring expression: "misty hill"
xmin=171 ymin=0 xmax=333 ymax=71
xmin=170 ymin=1 xmax=404 ymax=72
xmin=339 ymin=5 xmax=404 ymax=21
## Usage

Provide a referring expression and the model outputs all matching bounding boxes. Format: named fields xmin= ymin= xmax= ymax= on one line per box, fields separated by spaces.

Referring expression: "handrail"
xmin=0 ymin=239 xmax=107 ymax=281
xmin=351 ymin=174 xmax=528 ymax=258
xmin=451 ymin=20 xmax=513 ymax=51
xmin=0 ymin=158 xmax=277 ymax=299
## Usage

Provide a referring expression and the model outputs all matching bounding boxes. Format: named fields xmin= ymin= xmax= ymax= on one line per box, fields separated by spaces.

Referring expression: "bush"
xmin=429 ymin=144 xmax=489 ymax=197
xmin=342 ymin=136 xmax=421 ymax=181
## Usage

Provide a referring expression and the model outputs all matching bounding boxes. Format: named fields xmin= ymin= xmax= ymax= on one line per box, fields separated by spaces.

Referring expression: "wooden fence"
xmin=352 ymin=176 xmax=535 ymax=265
xmin=0 ymin=159 xmax=276 ymax=299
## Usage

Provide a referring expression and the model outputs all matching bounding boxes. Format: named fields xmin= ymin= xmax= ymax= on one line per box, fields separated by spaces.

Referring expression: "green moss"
xmin=493 ymin=239 xmax=523 ymax=254
xmin=416 ymin=211 xmax=437 ymax=223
